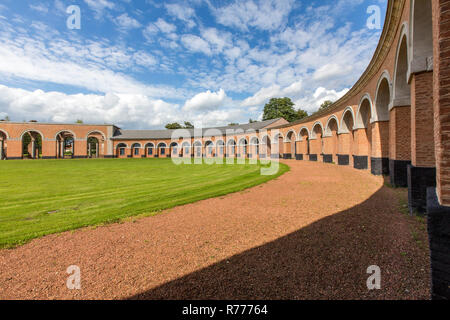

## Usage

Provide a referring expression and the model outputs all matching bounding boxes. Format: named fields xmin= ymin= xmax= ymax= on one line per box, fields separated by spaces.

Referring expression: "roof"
xmin=111 ymin=118 xmax=283 ymax=140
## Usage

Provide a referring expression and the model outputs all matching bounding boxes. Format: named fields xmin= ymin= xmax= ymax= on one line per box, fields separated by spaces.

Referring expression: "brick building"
xmin=0 ymin=0 xmax=449 ymax=299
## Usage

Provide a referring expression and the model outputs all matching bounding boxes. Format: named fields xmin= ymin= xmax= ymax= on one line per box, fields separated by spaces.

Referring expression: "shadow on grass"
xmin=126 ymin=186 xmax=430 ymax=300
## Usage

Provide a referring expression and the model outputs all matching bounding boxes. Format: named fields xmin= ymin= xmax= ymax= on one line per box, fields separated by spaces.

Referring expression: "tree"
xmin=165 ymin=122 xmax=194 ymax=129
xmin=296 ymin=109 xmax=309 ymax=120
xmin=263 ymin=98 xmax=299 ymax=122
xmin=75 ymin=119 xmax=83 ymax=124
xmin=249 ymin=119 xmax=257 ymax=123
xmin=165 ymin=122 xmax=183 ymax=129
xmin=183 ymin=121 xmax=194 ymax=129
xmin=228 ymin=123 xmax=239 ymax=126
xmin=319 ymin=100 xmax=333 ymax=111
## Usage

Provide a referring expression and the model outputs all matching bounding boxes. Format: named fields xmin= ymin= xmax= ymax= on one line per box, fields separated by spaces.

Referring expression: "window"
xmin=185 ymin=147 xmax=189 ymax=154
xmin=172 ymin=147 xmax=177 ymax=154
xmin=134 ymin=148 xmax=139 ymax=156
xmin=148 ymin=147 xmax=153 ymax=155
xmin=119 ymin=148 xmax=125 ymax=156
xmin=160 ymin=148 xmax=165 ymax=155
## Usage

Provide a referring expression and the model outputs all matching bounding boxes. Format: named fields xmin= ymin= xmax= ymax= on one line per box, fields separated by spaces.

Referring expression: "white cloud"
xmin=84 ymin=0 xmax=115 ymax=18
xmin=165 ymin=3 xmax=196 ymax=28
xmin=154 ymin=18 xmax=176 ymax=33
xmin=211 ymin=0 xmax=295 ymax=31
xmin=29 ymin=4 xmax=49 ymax=13
xmin=183 ymin=89 xmax=227 ymax=112
xmin=115 ymin=13 xmax=142 ymax=29
xmin=294 ymin=87 xmax=349 ymax=113
xmin=181 ymin=35 xmax=212 ymax=56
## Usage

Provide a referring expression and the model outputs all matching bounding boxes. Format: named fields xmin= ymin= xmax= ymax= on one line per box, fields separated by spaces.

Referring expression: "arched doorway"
xmin=157 ymin=143 xmax=167 ymax=158
xmin=249 ymin=137 xmax=259 ymax=159
xmin=216 ymin=140 xmax=225 ymax=158
xmin=325 ymin=116 xmax=339 ymax=164
xmin=285 ymin=131 xmax=297 ymax=159
xmin=354 ymin=97 xmax=372 ymax=170
xmin=238 ymin=138 xmax=248 ymax=158
xmin=390 ymin=33 xmax=412 ymax=187
xmin=299 ymin=128 xmax=310 ymax=160
xmin=193 ymin=141 xmax=202 ymax=158
xmin=181 ymin=141 xmax=191 ymax=158
xmin=22 ymin=131 xmax=43 ymax=159
xmin=86 ymin=131 xmax=105 ymax=158
xmin=339 ymin=110 xmax=354 ymax=166
xmin=55 ymin=131 xmax=75 ymax=159
xmin=145 ymin=143 xmax=155 ymax=158
xmin=131 ymin=143 xmax=142 ymax=158
xmin=311 ymin=123 xmax=323 ymax=162
xmin=227 ymin=140 xmax=236 ymax=158
xmin=170 ymin=142 xmax=179 ymax=158
xmin=261 ymin=135 xmax=271 ymax=159
xmin=205 ymin=141 xmax=214 ymax=158
xmin=116 ymin=143 xmax=128 ymax=158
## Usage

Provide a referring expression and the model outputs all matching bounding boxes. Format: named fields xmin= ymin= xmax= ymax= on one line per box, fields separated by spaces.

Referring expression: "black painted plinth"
xmin=337 ymin=154 xmax=349 ymax=166
xmin=271 ymin=154 xmax=280 ymax=159
xmin=283 ymin=154 xmax=292 ymax=159
xmin=353 ymin=155 xmax=368 ymax=170
xmin=371 ymin=157 xmax=389 ymax=176
xmin=322 ymin=154 xmax=333 ymax=163
xmin=295 ymin=154 xmax=303 ymax=161
xmin=426 ymin=188 xmax=450 ymax=300
xmin=309 ymin=154 xmax=318 ymax=162
xmin=389 ymin=159 xmax=411 ymax=187
xmin=408 ymin=165 xmax=436 ymax=214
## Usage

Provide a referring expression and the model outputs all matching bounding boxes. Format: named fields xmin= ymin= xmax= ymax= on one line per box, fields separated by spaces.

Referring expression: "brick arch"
xmin=311 ymin=122 xmax=324 ymax=157
xmin=311 ymin=122 xmax=324 ymax=139
xmin=19 ymin=129 xmax=45 ymax=141
xmin=0 ymin=128 xmax=10 ymax=139
xmin=55 ymin=129 xmax=77 ymax=140
xmin=409 ymin=0 xmax=433 ymax=77
xmin=86 ymin=130 xmax=106 ymax=140
xmin=325 ymin=115 xmax=340 ymax=137
xmin=356 ymin=94 xmax=374 ymax=128
xmin=393 ymin=24 xmax=411 ymax=107
xmin=340 ymin=107 xmax=356 ymax=133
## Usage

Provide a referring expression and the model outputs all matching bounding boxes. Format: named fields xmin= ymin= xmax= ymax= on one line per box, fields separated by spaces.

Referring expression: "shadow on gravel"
xmin=127 ymin=186 xmax=430 ymax=300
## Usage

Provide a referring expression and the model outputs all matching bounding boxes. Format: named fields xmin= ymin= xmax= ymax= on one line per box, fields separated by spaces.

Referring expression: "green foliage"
xmin=0 ymin=158 xmax=288 ymax=247
xmin=165 ymin=122 xmax=195 ymax=129
xmin=75 ymin=119 xmax=83 ymax=124
xmin=249 ymin=119 xmax=257 ymax=123
xmin=263 ymin=98 xmax=298 ymax=122
xmin=319 ymin=100 xmax=334 ymax=111
xmin=296 ymin=109 xmax=309 ymax=120
xmin=262 ymin=98 xmax=309 ymax=122
xmin=228 ymin=123 xmax=239 ymax=126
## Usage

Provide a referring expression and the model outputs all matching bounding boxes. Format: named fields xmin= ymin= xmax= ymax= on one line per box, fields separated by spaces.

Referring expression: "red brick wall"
xmin=411 ymin=72 xmax=435 ymax=167
xmin=433 ymin=0 xmax=450 ymax=205
xmin=389 ymin=106 xmax=411 ymax=161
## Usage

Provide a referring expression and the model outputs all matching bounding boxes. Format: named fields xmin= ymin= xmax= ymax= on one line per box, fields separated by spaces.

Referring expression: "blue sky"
xmin=0 ymin=0 xmax=387 ymax=129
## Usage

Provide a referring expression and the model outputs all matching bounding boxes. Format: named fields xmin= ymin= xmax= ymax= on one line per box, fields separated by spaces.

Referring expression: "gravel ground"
xmin=0 ymin=161 xmax=430 ymax=300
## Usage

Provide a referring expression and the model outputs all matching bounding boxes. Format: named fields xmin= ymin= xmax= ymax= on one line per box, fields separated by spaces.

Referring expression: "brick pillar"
xmin=428 ymin=0 xmax=450 ymax=300
xmin=74 ymin=140 xmax=87 ymax=159
xmin=0 ymin=139 xmax=3 ymax=160
xmin=408 ymin=72 xmax=436 ymax=213
xmin=389 ymin=106 xmax=411 ymax=187
xmin=337 ymin=133 xmax=350 ymax=166
xmin=371 ymin=121 xmax=389 ymax=175
xmin=353 ymin=128 xmax=369 ymax=170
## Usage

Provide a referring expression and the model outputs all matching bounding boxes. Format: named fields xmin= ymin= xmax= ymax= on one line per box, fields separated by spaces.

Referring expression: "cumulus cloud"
xmin=165 ymin=3 xmax=196 ymax=28
xmin=115 ymin=13 xmax=142 ymax=30
xmin=84 ymin=0 xmax=115 ymax=18
xmin=183 ymin=89 xmax=227 ymax=112
xmin=210 ymin=0 xmax=295 ymax=31
xmin=181 ymin=35 xmax=212 ymax=55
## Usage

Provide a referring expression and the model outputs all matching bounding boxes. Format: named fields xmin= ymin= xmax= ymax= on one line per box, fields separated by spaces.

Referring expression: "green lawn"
xmin=0 ymin=158 xmax=288 ymax=247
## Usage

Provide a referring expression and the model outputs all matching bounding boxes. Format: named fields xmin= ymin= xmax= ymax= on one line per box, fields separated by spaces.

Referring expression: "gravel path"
xmin=0 ymin=161 xmax=430 ymax=300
